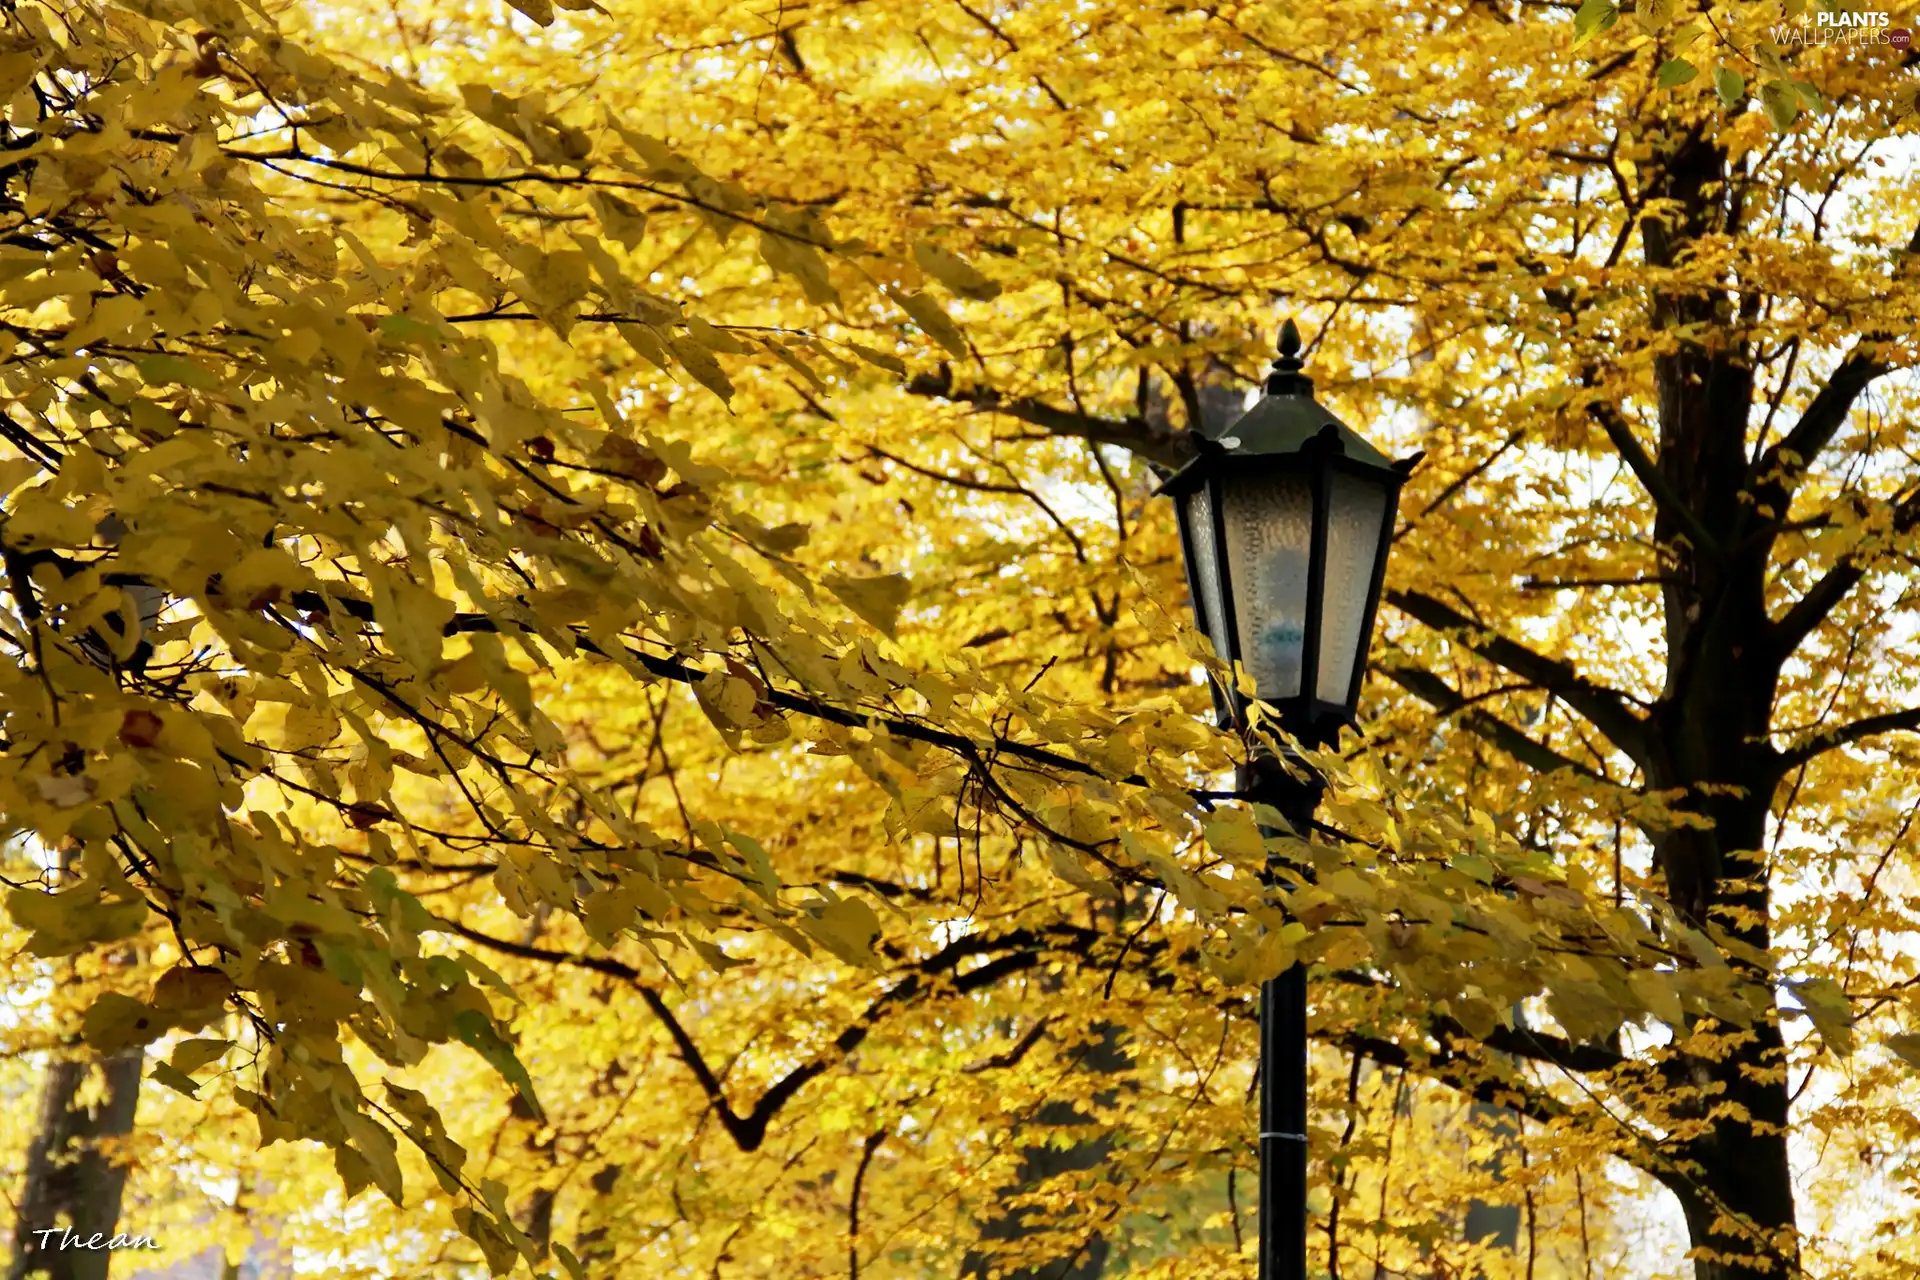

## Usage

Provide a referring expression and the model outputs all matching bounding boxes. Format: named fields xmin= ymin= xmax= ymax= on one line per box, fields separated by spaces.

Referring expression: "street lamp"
xmin=1157 ymin=319 xmax=1417 ymax=1280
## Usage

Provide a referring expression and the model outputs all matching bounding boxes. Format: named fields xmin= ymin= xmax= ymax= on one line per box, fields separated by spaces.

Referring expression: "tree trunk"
xmin=959 ymin=1022 xmax=1129 ymax=1280
xmin=961 ymin=890 xmax=1140 ymax=1280
xmin=8 ymin=1049 xmax=145 ymax=1280
xmin=1461 ymin=1101 xmax=1522 ymax=1264
xmin=1635 ymin=123 xmax=1799 ymax=1280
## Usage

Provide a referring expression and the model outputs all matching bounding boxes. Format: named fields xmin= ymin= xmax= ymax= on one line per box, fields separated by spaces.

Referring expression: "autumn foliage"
xmin=0 ymin=1 xmax=1916 ymax=1278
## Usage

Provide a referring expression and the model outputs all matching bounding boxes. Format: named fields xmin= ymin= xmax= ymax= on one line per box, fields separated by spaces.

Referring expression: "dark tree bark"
xmin=8 ymin=1049 xmax=145 ymax=1280
xmin=1631 ymin=126 xmax=1797 ymax=1280
xmin=959 ymin=1022 xmax=1130 ymax=1280
xmin=1461 ymin=1101 xmax=1522 ymax=1265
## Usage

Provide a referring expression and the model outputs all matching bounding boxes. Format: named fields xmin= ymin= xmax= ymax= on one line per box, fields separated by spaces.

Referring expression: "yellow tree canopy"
xmin=0 ymin=0 xmax=1916 ymax=1278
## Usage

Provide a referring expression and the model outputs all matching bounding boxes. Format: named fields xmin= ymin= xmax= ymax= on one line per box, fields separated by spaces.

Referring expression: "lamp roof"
xmin=1154 ymin=320 xmax=1396 ymax=496
xmin=1213 ymin=391 xmax=1393 ymax=470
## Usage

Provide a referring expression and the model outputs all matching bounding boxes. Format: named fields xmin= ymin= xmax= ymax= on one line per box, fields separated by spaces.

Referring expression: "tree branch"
xmin=1587 ymin=401 xmax=1722 ymax=560
xmin=1748 ymin=347 xmax=1894 ymax=530
xmin=1325 ymin=1030 xmax=1573 ymax=1127
xmin=1381 ymin=661 xmax=1611 ymax=784
xmin=1386 ymin=589 xmax=1650 ymax=767
xmin=1769 ymin=487 xmax=1920 ymax=660
xmin=442 ymin=916 xmax=1040 ymax=1152
xmin=1323 ymin=1026 xmax=1686 ymax=1193
xmin=905 ymin=363 xmax=1191 ymax=468
xmin=1321 ymin=969 xmax=1628 ymax=1074
xmin=1478 ymin=1023 xmax=1627 ymax=1075
xmin=1746 ymin=218 xmax=1919 ymax=551
xmin=1777 ymin=704 xmax=1920 ymax=772
xmin=283 ymin=587 xmax=1142 ymax=791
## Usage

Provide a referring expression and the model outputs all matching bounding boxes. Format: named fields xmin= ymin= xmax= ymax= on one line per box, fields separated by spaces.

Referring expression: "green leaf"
xmin=149 ymin=1061 xmax=202 ymax=1098
xmin=452 ymin=1009 xmax=544 ymax=1119
xmin=458 ymin=953 xmax=523 ymax=1005
xmin=1634 ymin=0 xmax=1673 ymax=34
xmin=1753 ymin=42 xmax=1793 ymax=81
xmin=1668 ymin=19 xmax=1706 ymax=50
xmin=1792 ymin=976 xmax=1854 ymax=1057
xmin=1885 ymin=1032 xmax=1920 ymax=1069
xmin=1656 ymin=57 xmax=1698 ymax=87
xmin=1760 ymin=78 xmax=1800 ymax=129
xmin=377 ymin=314 xmax=444 ymax=345
xmin=134 ymin=354 xmax=215 ymax=389
xmin=1714 ymin=64 xmax=1745 ymax=106
xmin=506 ymin=0 xmax=555 ymax=25
xmin=1572 ymin=0 xmax=1619 ymax=49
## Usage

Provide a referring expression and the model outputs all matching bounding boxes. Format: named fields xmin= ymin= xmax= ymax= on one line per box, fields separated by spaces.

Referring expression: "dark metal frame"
xmin=1171 ymin=432 xmax=1411 ymax=739
xmin=1158 ymin=321 xmax=1417 ymax=1280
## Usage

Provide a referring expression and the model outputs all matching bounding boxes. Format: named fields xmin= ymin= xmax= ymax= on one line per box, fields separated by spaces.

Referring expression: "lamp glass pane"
xmin=1314 ymin=470 xmax=1391 ymax=706
xmin=1222 ymin=471 xmax=1313 ymax=700
xmin=1183 ymin=487 xmax=1232 ymax=662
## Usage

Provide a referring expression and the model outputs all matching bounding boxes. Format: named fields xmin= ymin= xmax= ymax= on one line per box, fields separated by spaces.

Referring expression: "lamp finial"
xmin=1265 ymin=318 xmax=1314 ymax=395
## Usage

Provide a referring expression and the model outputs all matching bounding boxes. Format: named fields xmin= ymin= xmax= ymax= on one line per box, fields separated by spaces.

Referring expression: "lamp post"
xmin=1157 ymin=319 xmax=1418 ymax=1280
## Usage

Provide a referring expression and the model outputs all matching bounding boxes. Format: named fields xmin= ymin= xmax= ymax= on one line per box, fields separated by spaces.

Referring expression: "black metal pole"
xmin=1245 ymin=757 xmax=1323 ymax=1280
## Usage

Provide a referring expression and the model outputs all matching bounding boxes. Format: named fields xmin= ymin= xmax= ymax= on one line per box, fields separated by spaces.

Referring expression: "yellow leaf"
xmin=149 ymin=1061 xmax=202 ymax=1099
xmin=686 ymin=315 xmax=750 ymax=355
xmin=1315 ymin=931 xmax=1372 ymax=970
xmin=913 ymin=242 xmax=1002 ymax=300
xmin=1203 ymin=807 xmax=1267 ymax=862
xmin=760 ymin=338 xmax=832 ymax=394
xmin=151 ymin=966 xmax=236 ymax=1029
xmin=846 ymin=342 xmax=907 ymax=377
xmin=339 ymin=1108 xmax=406 ymax=1206
xmin=1629 ymin=969 xmax=1686 ymax=1028
xmin=885 ymin=287 xmax=968 ymax=357
xmin=824 ymin=573 xmax=911 ymax=635
xmin=582 ymin=884 xmax=636 ymax=945
xmin=667 ymin=332 xmax=735 ymax=405
xmin=169 ymin=1037 xmax=232 ymax=1074
xmin=31 ymin=773 xmax=97 ymax=808
xmin=760 ymin=237 xmax=839 ymax=308
xmin=809 ymin=895 xmax=881 ymax=966
xmin=82 ymin=993 xmax=165 ymax=1054
xmin=255 ymin=962 xmax=362 ymax=1025
xmin=6 ymin=886 xmax=143 ymax=956
xmin=589 ymin=191 xmax=648 ymax=249
xmin=617 ymin=322 xmax=675 ymax=371
xmin=369 ymin=566 xmax=455 ymax=675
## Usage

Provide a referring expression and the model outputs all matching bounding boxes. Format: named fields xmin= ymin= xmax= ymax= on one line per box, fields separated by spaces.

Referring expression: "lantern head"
xmin=1159 ymin=320 xmax=1419 ymax=741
